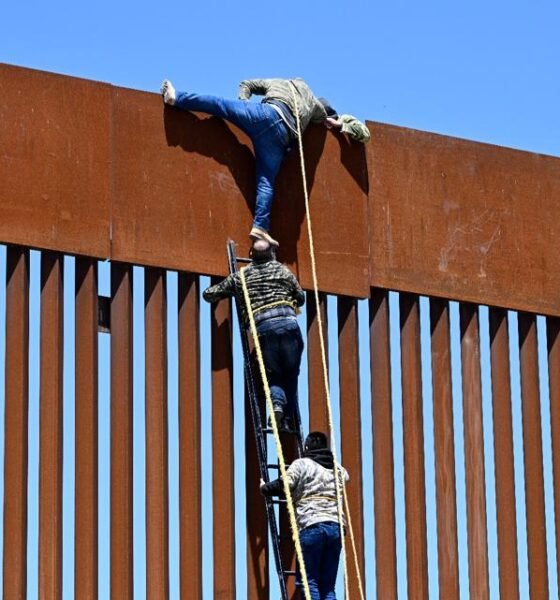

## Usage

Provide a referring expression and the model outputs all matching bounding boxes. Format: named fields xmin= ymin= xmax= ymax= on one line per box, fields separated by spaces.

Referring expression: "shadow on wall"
xmin=163 ymin=105 xmax=368 ymax=267
xmin=163 ymin=105 xmax=256 ymax=213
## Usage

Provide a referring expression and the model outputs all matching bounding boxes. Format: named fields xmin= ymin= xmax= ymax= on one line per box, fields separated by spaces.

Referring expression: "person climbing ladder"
xmin=260 ymin=431 xmax=349 ymax=600
xmin=203 ymin=239 xmax=305 ymax=431
xmin=160 ymin=77 xmax=370 ymax=246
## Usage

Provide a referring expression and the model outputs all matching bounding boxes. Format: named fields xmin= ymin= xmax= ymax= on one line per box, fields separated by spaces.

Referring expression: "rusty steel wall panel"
xmin=5 ymin=64 xmax=560 ymax=307
xmin=337 ymin=296 xmax=365 ymax=594
xmin=306 ymin=291 xmax=329 ymax=432
xmin=210 ymin=288 xmax=236 ymax=598
xmin=518 ymin=313 xmax=549 ymax=597
xmin=369 ymin=289 xmax=397 ymax=599
xmin=110 ymin=88 xmax=369 ymax=297
xmin=399 ymin=293 xmax=428 ymax=599
xmin=0 ymin=64 xmax=111 ymax=257
xmin=459 ymin=304 xmax=490 ymax=600
xmin=110 ymin=87 xmax=255 ymax=282
xmin=110 ymin=264 xmax=133 ymax=600
xmin=489 ymin=308 xmax=519 ymax=599
xmin=546 ymin=317 xmax=560 ymax=592
xmin=39 ymin=252 xmax=63 ymax=599
xmin=0 ymin=65 xmax=369 ymax=296
xmin=245 ymin=388 xmax=268 ymax=600
xmin=429 ymin=299 xmax=459 ymax=600
xmin=144 ymin=269 xmax=169 ymax=599
xmin=178 ymin=273 xmax=202 ymax=598
xmin=369 ymin=122 xmax=560 ymax=316
xmin=74 ymin=258 xmax=98 ymax=599
xmin=3 ymin=247 xmax=29 ymax=600
xmin=272 ymin=128 xmax=370 ymax=298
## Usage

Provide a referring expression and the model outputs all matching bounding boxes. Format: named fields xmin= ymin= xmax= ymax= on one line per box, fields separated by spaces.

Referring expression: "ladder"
xmin=227 ymin=239 xmax=305 ymax=599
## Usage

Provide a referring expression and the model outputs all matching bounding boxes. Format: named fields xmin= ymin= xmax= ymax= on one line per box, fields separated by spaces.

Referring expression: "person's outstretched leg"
xmin=252 ymin=123 xmax=290 ymax=234
xmin=161 ymin=79 xmax=262 ymax=137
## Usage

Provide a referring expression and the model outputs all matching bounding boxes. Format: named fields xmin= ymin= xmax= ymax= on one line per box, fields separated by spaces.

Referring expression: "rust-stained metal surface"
xmin=0 ymin=64 xmax=368 ymax=297
xmin=518 ymin=313 xmax=549 ymax=598
xmin=245 ymin=388 xmax=269 ymax=600
xmin=5 ymin=62 xmax=560 ymax=600
xmin=370 ymin=289 xmax=398 ymax=600
xmin=489 ymin=308 xmax=519 ymax=599
xmin=0 ymin=64 xmax=112 ymax=257
xmin=369 ymin=122 xmax=560 ymax=316
xmin=144 ymin=269 xmax=169 ymax=598
xmin=306 ymin=291 xmax=329 ymax=433
xmin=337 ymin=296 xmax=365 ymax=594
xmin=110 ymin=264 xmax=134 ymax=600
xmin=110 ymin=89 xmax=369 ymax=297
xmin=178 ymin=273 xmax=203 ymax=598
xmin=211 ymin=290 xmax=236 ymax=598
xmin=74 ymin=258 xmax=98 ymax=599
xmin=39 ymin=253 xmax=63 ymax=599
xmin=3 ymin=247 xmax=29 ymax=600
xmin=459 ymin=304 xmax=490 ymax=600
xmin=280 ymin=434 xmax=299 ymax=600
xmin=399 ymin=293 xmax=428 ymax=599
xmin=429 ymin=299 xmax=459 ymax=600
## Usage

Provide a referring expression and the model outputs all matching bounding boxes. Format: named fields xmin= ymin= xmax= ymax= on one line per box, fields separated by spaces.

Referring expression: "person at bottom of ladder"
xmin=203 ymin=239 xmax=305 ymax=431
xmin=260 ymin=431 xmax=349 ymax=600
xmin=160 ymin=77 xmax=370 ymax=246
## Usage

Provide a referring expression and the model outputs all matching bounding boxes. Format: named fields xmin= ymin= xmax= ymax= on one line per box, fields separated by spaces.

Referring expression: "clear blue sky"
xmin=0 ymin=1 xmax=559 ymax=599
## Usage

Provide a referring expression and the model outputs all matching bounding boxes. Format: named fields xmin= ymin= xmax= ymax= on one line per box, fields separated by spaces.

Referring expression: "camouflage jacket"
xmin=238 ymin=77 xmax=327 ymax=133
xmin=202 ymin=259 xmax=305 ymax=323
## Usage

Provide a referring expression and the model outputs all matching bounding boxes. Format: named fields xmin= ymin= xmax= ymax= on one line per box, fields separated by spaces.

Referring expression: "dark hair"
xmin=318 ymin=97 xmax=338 ymax=118
xmin=250 ymin=240 xmax=274 ymax=262
xmin=304 ymin=431 xmax=328 ymax=451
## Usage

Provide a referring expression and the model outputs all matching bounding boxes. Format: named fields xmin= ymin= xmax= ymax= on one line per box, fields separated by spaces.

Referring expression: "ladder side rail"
xmin=227 ymin=241 xmax=290 ymax=599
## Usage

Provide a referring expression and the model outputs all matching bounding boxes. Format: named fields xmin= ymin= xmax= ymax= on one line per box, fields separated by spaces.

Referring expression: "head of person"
xmin=304 ymin=431 xmax=329 ymax=452
xmin=250 ymin=239 xmax=275 ymax=263
xmin=318 ymin=97 xmax=338 ymax=119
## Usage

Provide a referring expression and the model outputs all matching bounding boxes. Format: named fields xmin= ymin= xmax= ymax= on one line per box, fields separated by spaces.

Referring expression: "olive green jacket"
xmin=238 ymin=77 xmax=327 ymax=132
xmin=238 ymin=77 xmax=370 ymax=143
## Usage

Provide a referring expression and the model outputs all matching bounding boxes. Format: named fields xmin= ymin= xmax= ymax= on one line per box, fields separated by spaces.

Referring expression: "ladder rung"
xmin=237 ymin=257 xmax=251 ymax=263
xmin=283 ymin=570 xmax=297 ymax=577
xmin=262 ymin=427 xmax=297 ymax=435
xmin=267 ymin=463 xmax=291 ymax=470
xmin=271 ymin=498 xmax=287 ymax=505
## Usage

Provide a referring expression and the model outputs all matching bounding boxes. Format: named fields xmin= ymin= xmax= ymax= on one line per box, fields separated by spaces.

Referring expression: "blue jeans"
xmin=297 ymin=521 xmax=342 ymax=599
xmin=256 ymin=318 xmax=303 ymax=415
xmin=174 ymin=91 xmax=292 ymax=232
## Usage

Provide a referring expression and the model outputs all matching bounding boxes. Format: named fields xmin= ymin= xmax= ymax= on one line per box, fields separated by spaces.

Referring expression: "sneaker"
xmin=280 ymin=415 xmax=295 ymax=434
xmin=267 ymin=407 xmax=284 ymax=430
xmin=160 ymin=79 xmax=176 ymax=106
xmin=249 ymin=226 xmax=279 ymax=247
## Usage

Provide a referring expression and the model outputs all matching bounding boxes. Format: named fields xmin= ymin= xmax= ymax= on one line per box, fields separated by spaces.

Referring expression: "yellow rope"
xmin=342 ymin=470 xmax=365 ymax=599
xmin=239 ymin=267 xmax=312 ymax=600
xmin=253 ymin=299 xmax=299 ymax=314
xmin=290 ymin=81 xmax=366 ymax=600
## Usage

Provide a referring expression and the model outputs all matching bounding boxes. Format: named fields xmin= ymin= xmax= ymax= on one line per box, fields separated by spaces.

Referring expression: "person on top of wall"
xmin=260 ymin=431 xmax=349 ymax=600
xmin=202 ymin=239 xmax=305 ymax=431
xmin=160 ymin=77 xmax=370 ymax=247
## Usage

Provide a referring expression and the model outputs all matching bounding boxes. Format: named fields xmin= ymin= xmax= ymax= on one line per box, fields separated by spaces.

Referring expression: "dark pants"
xmin=297 ymin=521 xmax=342 ymax=599
xmin=257 ymin=317 xmax=303 ymax=415
xmin=174 ymin=91 xmax=291 ymax=232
